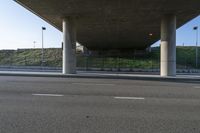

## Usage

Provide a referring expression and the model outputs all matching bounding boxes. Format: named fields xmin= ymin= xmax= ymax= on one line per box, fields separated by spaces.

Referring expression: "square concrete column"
xmin=160 ymin=14 xmax=176 ymax=77
xmin=62 ymin=17 xmax=76 ymax=74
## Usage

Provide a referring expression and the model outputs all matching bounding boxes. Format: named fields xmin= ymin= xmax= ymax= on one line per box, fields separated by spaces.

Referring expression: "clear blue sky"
xmin=0 ymin=1 xmax=199 ymax=50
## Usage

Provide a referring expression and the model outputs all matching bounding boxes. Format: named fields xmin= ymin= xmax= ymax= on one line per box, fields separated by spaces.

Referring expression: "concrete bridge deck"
xmin=15 ymin=0 xmax=200 ymax=50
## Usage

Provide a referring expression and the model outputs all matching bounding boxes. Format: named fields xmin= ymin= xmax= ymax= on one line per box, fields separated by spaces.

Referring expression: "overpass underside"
xmin=15 ymin=0 xmax=200 ymax=76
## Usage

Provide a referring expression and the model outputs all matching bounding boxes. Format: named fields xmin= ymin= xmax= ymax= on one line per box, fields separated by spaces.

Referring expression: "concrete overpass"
xmin=15 ymin=0 xmax=200 ymax=76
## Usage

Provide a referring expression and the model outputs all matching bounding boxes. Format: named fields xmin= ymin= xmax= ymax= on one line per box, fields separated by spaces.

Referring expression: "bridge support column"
xmin=62 ymin=17 xmax=76 ymax=74
xmin=160 ymin=14 xmax=176 ymax=77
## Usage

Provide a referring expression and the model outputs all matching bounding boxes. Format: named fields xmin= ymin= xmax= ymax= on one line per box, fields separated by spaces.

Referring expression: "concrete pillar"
xmin=160 ymin=14 xmax=176 ymax=76
xmin=62 ymin=17 xmax=76 ymax=74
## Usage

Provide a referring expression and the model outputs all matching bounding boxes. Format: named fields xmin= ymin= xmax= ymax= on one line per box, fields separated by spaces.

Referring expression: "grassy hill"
xmin=0 ymin=48 xmax=62 ymax=67
xmin=0 ymin=46 xmax=199 ymax=69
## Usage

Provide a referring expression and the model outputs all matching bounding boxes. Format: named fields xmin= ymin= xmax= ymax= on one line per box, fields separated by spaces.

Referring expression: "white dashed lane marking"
xmin=71 ymin=83 xmax=115 ymax=86
xmin=193 ymin=86 xmax=200 ymax=89
xmin=32 ymin=94 xmax=64 ymax=97
xmin=114 ymin=97 xmax=145 ymax=100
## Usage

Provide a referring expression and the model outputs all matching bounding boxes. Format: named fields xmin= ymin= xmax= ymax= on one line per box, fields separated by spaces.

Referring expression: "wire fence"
xmin=0 ymin=47 xmax=199 ymax=72
xmin=76 ymin=56 xmax=160 ymax=71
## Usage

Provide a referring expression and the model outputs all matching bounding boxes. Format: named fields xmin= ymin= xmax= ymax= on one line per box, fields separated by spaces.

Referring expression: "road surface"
xmin=0 ymin=76 xmax=200 ymax=133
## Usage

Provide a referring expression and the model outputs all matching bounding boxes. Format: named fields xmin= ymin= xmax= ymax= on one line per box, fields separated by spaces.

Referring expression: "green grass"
xmin=0 ymin=46 xmax=199 ymax=69
xmin=0 ymin=48 xmax=62 ymax=67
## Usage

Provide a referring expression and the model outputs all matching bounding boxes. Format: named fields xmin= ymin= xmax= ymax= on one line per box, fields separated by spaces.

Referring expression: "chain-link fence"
xmin=0 ymin=47 xmax=199 ymax=72
xmin=76 ymin=56 xmax=160 ymax=71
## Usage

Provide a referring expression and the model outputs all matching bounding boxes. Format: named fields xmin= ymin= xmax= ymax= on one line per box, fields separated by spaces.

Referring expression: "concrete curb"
xmin=0 ymin=71 xmax=199 ymax=83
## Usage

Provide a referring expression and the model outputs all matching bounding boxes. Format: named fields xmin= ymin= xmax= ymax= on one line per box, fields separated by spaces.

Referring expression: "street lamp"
xmin=193 ymin=26 xmax=198 ymax=68
xmin=41 ymin=27 xmax=46 ymax=66
xmin=33 ymin=41 xmax=37 ymax=63
xmin=33 ymin=41 xmax=36 ymax=49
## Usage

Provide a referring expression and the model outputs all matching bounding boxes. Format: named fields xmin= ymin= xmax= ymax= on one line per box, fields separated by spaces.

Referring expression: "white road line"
xmin=114 ymin=97 xmax=145 ymax=100
xmin=71 ymin=83 xmax=115 ymax=86
xmin=194 ymin=86 xmax=200 ymax=89
xmin=32 ymin=94 xmax=64 ymax=97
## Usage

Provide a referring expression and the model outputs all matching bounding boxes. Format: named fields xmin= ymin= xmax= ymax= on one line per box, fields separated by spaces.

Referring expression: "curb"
xmin=0 ymin=72 xmax=199 ymax=83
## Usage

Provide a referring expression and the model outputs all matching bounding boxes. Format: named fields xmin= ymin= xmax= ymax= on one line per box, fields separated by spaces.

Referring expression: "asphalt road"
xmin=0 ymin=76 xmax=200 ymax=133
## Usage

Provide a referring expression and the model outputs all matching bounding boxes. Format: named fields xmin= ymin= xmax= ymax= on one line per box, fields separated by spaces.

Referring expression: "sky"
xmin=0 ymin=1 xmax=200 ymax=50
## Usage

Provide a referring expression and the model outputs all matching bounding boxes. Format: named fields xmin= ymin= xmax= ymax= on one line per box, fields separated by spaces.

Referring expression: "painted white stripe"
xmin=114 ymin=97 xmax=145 ymax=100
xmin=32 ymin=94 xmax=64 ymax=97
xmin=194 ymin=86 xmax=200 ymax=89
xmin=71 ymin=83 xmax=115 ymax=86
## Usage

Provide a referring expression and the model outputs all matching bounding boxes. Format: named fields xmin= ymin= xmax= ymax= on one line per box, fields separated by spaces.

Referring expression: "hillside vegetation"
xmin=0 ymin=48 xmax=62 ymax=67
xmin=0 ymin=46 xmax=199 ymax=69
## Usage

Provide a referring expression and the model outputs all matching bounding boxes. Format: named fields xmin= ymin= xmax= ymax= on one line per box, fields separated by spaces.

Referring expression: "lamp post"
xmin=41 ymin=27 xmax=46 ymax=66
xmin=33 ymin=41 xmax=36 ymax=63
xmin=193 ymin=26 xmax=198 ymax=68
xmin=33 ymin=41 xmax=36 ymax=49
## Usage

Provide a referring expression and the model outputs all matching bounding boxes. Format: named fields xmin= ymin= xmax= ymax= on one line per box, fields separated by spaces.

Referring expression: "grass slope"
xmin=0 ymin=46 xmax=199 ymax=69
